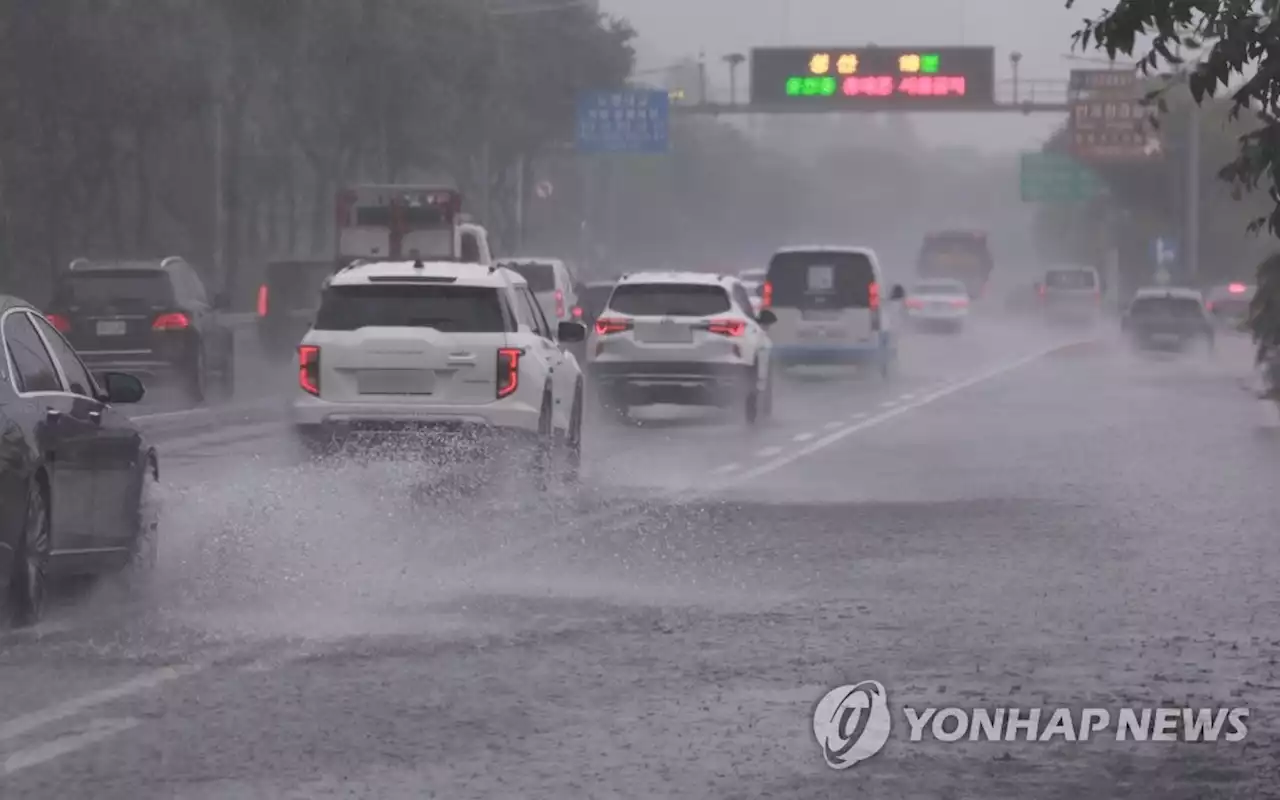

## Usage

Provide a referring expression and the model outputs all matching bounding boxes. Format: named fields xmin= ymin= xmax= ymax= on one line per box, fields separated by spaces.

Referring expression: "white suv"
xmin=587 ymin=271 xmax=776 ymax=423
xmin=291 ymin=259 xmax=587 ymax=481
xmin=500 ymin=258 xmax=579 ymax=328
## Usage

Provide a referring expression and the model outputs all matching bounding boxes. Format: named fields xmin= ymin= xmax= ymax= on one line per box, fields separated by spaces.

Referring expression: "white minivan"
xmin=762 ymin=246 xmax=904 ymax=377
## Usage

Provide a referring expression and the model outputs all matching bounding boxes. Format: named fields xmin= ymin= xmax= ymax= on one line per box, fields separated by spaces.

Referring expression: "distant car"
xmin=1121 ymin=287 xmax=1215 ymax=353
xmin=500 ymin=258 xmax=579 ymax=330
xmin=904 ymin=278 xmax=970 ymax=333
xmin=0 ymin=297 xmax=157 ymax=627
xmin=574 ymin=280 xmax=617 ymax=328
xmin=1205 ymin=282 xmax=1255 ymax=329
xmin=738 ymin=269 xmax=767 ymax=315
xmin=762 ymin=246 xmax=905 ymax=377
xmin=1039 ymin=266 xmax=1102 ymax=326
xmin=588 ymin=271 xmax=775 ymax=423
xmin=256 ymin=260 xmax=335 ymax=360
xmin=291 ymin=259 xmax=587 ymax=483
xmin=47 ymin=257 xmax=235 ymax=403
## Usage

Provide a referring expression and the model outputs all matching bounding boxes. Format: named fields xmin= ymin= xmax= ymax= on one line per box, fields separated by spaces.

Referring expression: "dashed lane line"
xmin=792 ymin=432 xmax=814 ymax=442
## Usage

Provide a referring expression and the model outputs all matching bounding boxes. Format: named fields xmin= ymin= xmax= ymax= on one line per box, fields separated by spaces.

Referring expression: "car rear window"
xmin=1131 ymin=297 xmax=1203 ymax=318
xmin=1045 ymin=270 xmax=1097 ymax=290
xmin=582 ymin=285 xmax=614 ymax=318
xmin=766 ymin=251 xmax=875 ymax=309
xmin=266 ymin=262 xmax=334 ymax=312
xmin=608 ymin=283 xmax=731 ymax=316
xmin=506 ymin=263 xmax=556 ymax=292
xmin=913 ymin=281 xmax=966 ymax=295
xmin=55 ymin=271 xmax=173 ymax=308
xmin=313 ymin=284 xmax=508 ymax=332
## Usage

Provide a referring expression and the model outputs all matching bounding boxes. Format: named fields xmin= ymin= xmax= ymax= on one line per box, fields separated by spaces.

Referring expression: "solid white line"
xmin=755 ymin=445 xmax=783 ymax=457
xmin=710 ymin=462 xmax=741 ymax=475
xmin=848 ymin=412 xmax=867 ymax=420
xmin=792 ymin=432 xmax=814 ymax=442
xmin=708 ymin=342 xmax=1073 ymax=491
xmin=3 ymin=718 xmax=139 ymax=775
xmin=823 ymin=421 xmax=842 ymax=430
xmin=899 ymin=393 xmax=915 ymax=400
xmin=130 ymin=408 xmax=210 ymax=421
xmin=879 ymin=401 xmax=897 ymax=408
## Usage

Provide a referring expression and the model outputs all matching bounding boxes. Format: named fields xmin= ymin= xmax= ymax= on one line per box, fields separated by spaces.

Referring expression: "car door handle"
xmin=89 ymin=409 xmax=102 ymax=424
xmin=446 ymin=353 xmax=476 ymax=365
xmin=45 ymin=408 xmax=61 ymax=423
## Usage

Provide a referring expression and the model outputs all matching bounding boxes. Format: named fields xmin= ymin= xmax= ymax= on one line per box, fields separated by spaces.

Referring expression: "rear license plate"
xmin=96 ymin=320 xmax=127 ymax=336
xmin=638 ymin=321 xmax=692 ymax=343
xmin=1151 ymin=333 xmax=1181 ymax=344
xmin=357 ymin=369 xmax=434 ymax=394
xmin=801 ymin=309 xmax=840 ymax=321
xmin=798 ymin=326 xmax=842 ymax=340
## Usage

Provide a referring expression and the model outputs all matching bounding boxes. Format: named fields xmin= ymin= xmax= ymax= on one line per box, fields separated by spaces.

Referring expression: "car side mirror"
xmin=757 ymin=309 xmax=777 ymax=326
xmin=99 ymin=371 xmax=145 ymax=404
xmin=890 ymin=284 xmax=906 ymax=301
xmin=557 ymin=321 xmax=586 ymax=343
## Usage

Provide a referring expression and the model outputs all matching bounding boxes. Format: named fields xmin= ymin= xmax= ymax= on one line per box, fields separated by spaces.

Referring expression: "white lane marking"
xmin=708 ymin=342 xmax=1074 ymax=490
xmin=879 ymin=401 xmax=897 ymax=408
xmin=848 ymin=412 xmax=867 ymax=421
xmin=755 ymin=445 xmax=783 ymax=458
xmin=823 ymin=421 xmax=842 ymax=430
xmin=792 ymin=432 xmax=814 ymax=442
xmin=899 ymin=393 xmax=915 ymax=400
xmin=710 ymin=462 xmax=741 ymax=475
xmin=3 ymin=717 xmax=139 ymax=775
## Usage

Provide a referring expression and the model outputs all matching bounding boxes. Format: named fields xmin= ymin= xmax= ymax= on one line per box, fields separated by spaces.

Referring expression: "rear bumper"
xmin=78 ymin=350 xmax=185 ymax=377
xmin=290 ymin=394 xmax=541 ymax=436
xmin=589 ymin=360 xmax=753 ymax=405
xmin=774 ymin=339 xmax=889 ymax=366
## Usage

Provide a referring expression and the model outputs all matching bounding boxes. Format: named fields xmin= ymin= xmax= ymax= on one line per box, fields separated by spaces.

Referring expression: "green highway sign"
xmin=1019 ymin=152 xmax=1108 ymax=202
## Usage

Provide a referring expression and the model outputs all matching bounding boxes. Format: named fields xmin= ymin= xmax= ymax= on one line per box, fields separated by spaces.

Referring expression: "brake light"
xmin=1038 ymin=284 xmax=1046 ymax=298
xmin=761 ymin=280 xmax=773 ymax=308
xmin=497 ymin=347 xmax=520 ymax=398
xmin=46 ymin=314 xmax=71 ymax=333
xmin=298 ymin=345 xmax=319 ymax=395
xmin=703 ymin=319 xmax=746 ymax=336
xmin=951 ymin=297 xmax=969 ymax=307
xmin=1206 ymin=300 xmax=1215 ymax=311
xmin=594 ymin=317 xmax=631 ymax=335
xmin=572 ymin=305 xmax=583 ymax=319
xmin=868 ymin=282 xmax=880 ymax=311
xmin=152 ymin=312 xmax=190 ymax=330
xmin=1229 ymin=282 xmax=1247 ymax=294
xmin=257 ymin=284 xmax=269 ymax=317
xmin=904 ymin=298 xmax=923 ymax=309
xmin=555 ymin=289 xmax=565 ymax=319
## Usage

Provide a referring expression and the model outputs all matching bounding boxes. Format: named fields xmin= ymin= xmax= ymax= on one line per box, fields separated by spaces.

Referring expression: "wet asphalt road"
xmin=4 ymin=316 xmax=1280 ymax=798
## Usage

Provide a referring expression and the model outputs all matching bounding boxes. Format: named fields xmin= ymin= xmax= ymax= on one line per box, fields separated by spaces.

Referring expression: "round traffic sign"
xmin=535 ymin=180 xmax=553 ymax=199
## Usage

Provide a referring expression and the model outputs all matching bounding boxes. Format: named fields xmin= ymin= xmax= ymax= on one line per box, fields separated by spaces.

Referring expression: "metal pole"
xmin=213 ymin=97 xmax=225 ymax=280
xmin=514 ymin=152 xmax=525 ymax=251
xmin=1186 ymin=101 xmax=1200 ymax=281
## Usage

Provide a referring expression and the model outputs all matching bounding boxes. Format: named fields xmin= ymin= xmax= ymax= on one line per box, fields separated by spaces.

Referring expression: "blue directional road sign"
xmin=1152 ymin=236 xmax=1178 ymax=266
xmin=576 ymin=90 xmax=669 ymax=154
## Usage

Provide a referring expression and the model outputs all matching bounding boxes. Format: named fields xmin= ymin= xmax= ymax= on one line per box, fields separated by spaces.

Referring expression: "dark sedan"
xmin=1121 ymin=289 xmax=1215 ymax=354
xmin=0 ymin=296 xmax=157 ymax=627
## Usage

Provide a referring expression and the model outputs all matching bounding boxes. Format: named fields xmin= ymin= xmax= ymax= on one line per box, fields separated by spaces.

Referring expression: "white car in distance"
xmin=904 ymin=278 xmax=970 ymax=333
xmin=587 ymin=271 xmax=776 ymax=424
xmin=291 ymin=259 xmax=587 ymax=484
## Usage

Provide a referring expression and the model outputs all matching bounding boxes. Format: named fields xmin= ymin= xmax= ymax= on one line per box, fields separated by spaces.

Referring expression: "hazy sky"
xmin=599 ymin=0 xmax=1119 ymax=153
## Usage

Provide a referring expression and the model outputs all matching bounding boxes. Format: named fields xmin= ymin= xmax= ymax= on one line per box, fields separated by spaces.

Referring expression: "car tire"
xmin=745 ymin=364 xmax=761 ymax=426
xmin=531 ymin=392 xmax=554 ymax=492
xmin=184 ymin=344 xmax=207 ymax=404
xmin=213 ymin=341 xmax=235 ymax=402
xmin=561 ymin=383 xmax=583 ymax=485
xmin=125 ymin=457 xmax=160 ymax=585
xmin=760 ymin=361 xmax=775 ymax=419
xmin=6 ymin=476 xmax=50 ymax=628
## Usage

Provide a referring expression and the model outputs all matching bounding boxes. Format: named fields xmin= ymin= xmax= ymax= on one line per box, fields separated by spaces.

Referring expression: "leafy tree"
xmin=1068 ymin=0 xmax=1280 ymax=357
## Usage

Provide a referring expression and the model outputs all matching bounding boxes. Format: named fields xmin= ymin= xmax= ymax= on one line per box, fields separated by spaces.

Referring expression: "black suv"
xmin=256 ymin=259 xmax=334 ymax=360
xmin=46 ymin=257 xmax=235 ymax=402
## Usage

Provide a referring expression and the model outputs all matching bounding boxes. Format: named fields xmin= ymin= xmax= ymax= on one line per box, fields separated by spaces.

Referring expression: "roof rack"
xmin=159 ymin=256 xmax=185 ymax=269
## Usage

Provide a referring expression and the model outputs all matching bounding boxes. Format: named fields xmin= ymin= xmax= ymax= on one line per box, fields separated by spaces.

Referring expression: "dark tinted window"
xmin=57 ymin=271 xmax=173 ymax=309
xmin=581 ymin=285 xmax=614 ymax=318
xmin=608 ymin=283 xmax=731 ymax=316
xmin=1130 ymin=297 xmax=1203 ymax=318
xmin=1045 ymin=270 xmax=1097 ymax=289
xmin=266 ymin=262 xmax=333 ymax=312
xmin=766 ymin=251 xmax=875 ymax=308
xmin=507 ymin=263 xmax=556 ymax=292
xmin=30 ymin=315 xmax=95 ymax=396
xmin=354 ymin=206 xmax=449 ymax=227
xmin=4 ymin=313 xmax=62 ymax=393
xmin=314 ymin=285 xmax=508 ymax=332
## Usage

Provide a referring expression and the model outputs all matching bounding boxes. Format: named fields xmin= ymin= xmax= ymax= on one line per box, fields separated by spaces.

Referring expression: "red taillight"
xmin=951 ymin=298 xmax=969 ymax=307
xmin=298 ymin=345 xmax=319 ymax=395
xmin=1206 ymin=300 xmax=1215 ymax=311
xmin=1038 ymin=284 xmax=1046 ymax=298
xmin=572 ymin=305 xmax=583 ymax=319
xmin=904 ymin=298 xmax=924 ymax=309
xmin=703 ymin=319 xmax=746 ymax=336
xmin=595 ymin=317 xmax=631 ymax=335
xmin=868 ymin=282 xmax=880 ymax=311
xmin=555 ymin=289 xmax=565 ymax=319
xmin=257 ymin=284 xmax=269 ymax=317
xmin=152 ymin=312 xmax=190 ymax=330
xmin=497 ymin=347 xmax=520 ymax=398
xmin=46 ymin=314 xmax=71 ymax=333
xmin=1228 ymin=282 xmax=1247 ymax=294
xmin=761 ymin=280 xmax=773 ymax=309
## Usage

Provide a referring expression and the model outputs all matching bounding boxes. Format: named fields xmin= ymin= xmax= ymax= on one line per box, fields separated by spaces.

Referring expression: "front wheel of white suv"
xmin=745 ymin=363 xmax=763 ymax=426
xmin=559 ymin=383 xmax=583 ymax=486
